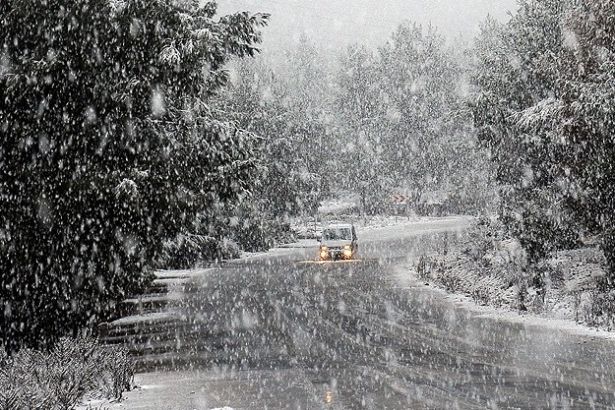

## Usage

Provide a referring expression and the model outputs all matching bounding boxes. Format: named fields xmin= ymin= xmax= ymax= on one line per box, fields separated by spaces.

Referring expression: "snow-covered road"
xmin=94 ymin=216 xmax=615 ymax=409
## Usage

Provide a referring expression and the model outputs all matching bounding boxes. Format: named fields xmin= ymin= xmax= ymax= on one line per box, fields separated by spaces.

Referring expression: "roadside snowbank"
xmin=414 ymin=220 xmax=615 ymax=334
xmin=399 ymin=264 xmax=615 ymax=340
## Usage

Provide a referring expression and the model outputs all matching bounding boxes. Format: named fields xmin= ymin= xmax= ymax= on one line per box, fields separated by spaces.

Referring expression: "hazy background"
xmin=218 ymin=0 xmax=519 ymax=50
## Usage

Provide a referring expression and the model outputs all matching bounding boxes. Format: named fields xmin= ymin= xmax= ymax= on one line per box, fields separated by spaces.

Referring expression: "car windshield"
xmin=322 ymin=227 xmax=352 ymax=241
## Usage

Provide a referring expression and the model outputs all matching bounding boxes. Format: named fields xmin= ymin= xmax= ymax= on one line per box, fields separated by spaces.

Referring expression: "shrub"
xmin=160 ymin=234 xmax=218 ymax=269
xmin=159 ymin=234 xmax=242 ymax=269
xmin=233 ymin=218 xmax=295 ymax=252
xmin=0 ymin=338 xmax=133 ymax=410
xmin=588 ymin=290 xmax=615 ymax=330
xmin=218 ymin=238 xmax=241 ymax=260
xmin=416 ymin=255 xmax=444 ymax=281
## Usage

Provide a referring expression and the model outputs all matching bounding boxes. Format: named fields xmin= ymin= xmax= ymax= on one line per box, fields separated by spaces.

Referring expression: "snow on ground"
xmin=318 ymin=197 xmax=358 ymax=214
xmin=238 ymin=245 xmax=311 ymax=261
xmin=110 ymin=310 xmax=182 ymax=326
xmin=356 ymin=214 xmax=423 ymax=231
xmin=358 ymin=216 xmax=472 ymax=242
xmin=270 ymin=239 xmax=319 ymax=249
xmin=317 ymin=192 xmax=359 ymax=215
xmin=79 ymin=368 xmax=325 ymax=410
xmin=260 ymin=216 xmax=471 ymax=259
xmin=292 ymin=214 xmax=444 ymax=239
xmin=154 ymin=269 xmax=214 ymax=280
xmin=108 ymin=269 xmax=214 ymax=327
xmin=296 ymin=192 xmax=428 ymax=239
xmin=152 ymin=268 xmax=215 ymax=289
xmin=396 ymin=264 xmax=615 ymax=340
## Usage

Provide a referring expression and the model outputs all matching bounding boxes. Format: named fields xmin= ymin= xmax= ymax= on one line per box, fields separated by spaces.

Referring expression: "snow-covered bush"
xmin=0 ymin=338 xmax=132 ymax=409
xmin=538 ymin=247 xmax=615 ymax=328
xmin=426 ymin=217 xmax=615 ymax=328
xmin=416 ymin=255 xmax=444 ymax=281
xmin=218 ymin=238 xmax=241 ymax=260
xmin=163 ymin=234 xmax=215 ymax=269
xmin=421 ymin=218 xmax=534 ymax=309
xmin=587 ymin=290 xmax=615 ymax=330
xmin=291 ymin=220 xmax=323 ymax=240
xmin=232 ymin=219 xmax=295 ymax=252
xmin=160 ymin=234 xmax=238 ymax=269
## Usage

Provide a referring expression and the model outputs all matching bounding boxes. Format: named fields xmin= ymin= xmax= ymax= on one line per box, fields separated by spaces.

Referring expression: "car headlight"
xmin=343 ymin=245 xmax=351 ymax=250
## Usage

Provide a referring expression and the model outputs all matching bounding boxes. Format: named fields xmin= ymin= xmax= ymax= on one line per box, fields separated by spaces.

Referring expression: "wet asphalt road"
xmin=113 ymin=218 xmax=615 ymax=409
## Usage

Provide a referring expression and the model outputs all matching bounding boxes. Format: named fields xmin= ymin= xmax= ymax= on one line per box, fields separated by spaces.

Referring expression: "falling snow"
xmin=2 ymin=0 xmax=615 ymax=409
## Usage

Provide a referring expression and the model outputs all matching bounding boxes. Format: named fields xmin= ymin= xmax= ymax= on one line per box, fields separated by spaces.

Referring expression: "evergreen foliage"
xmin=473 ymin=0 xmax=615 ymax=283
xmin=0 ymin=0 xmax=267 ymax=351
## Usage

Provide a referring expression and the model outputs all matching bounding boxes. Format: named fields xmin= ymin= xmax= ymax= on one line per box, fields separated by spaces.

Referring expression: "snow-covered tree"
xmin=473 ymin=0 xmax=615 ymax=284
xmin=334 ymin=45 xmax=393 ymax=214
xmin=563 ymin=0 xmax=615 ymax=286
xmin=0 ymin=0 xmax=267 ymax=351
xmin=378 ymin=24 xmax=461 ymax=189
xmin=218 ymin=56 xmax=324 ymax=207
xmin=334 ymin=23 xmax=492 ymax=215
xmin=473 ymin=2 xmax=581 ymax=262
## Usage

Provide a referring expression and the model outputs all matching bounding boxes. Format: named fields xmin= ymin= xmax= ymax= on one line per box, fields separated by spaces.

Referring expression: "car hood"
xmin=321 ymin=240 xmax=352 ymax=248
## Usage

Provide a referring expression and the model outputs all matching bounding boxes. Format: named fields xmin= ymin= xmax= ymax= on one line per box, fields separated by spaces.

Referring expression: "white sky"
xmin=217 ymin=0 xmax=518 ymax=50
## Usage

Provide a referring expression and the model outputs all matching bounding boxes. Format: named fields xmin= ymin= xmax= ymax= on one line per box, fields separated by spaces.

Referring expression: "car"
xmin=319 ymin=223 xmax=358 ymax=261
